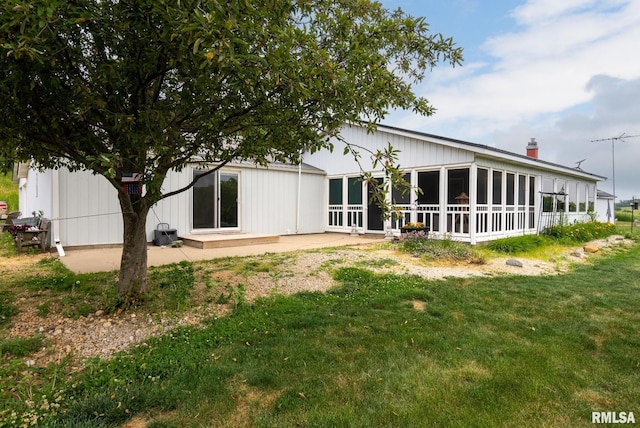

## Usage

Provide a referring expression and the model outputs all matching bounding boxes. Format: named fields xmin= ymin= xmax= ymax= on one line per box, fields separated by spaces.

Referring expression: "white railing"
xmin=529 ymin=207 xmax=536 ymax=229
xmin=330 ymin=202 xmax=537 ymax=237
xmin=505 ymin=206 xmax=515 ymax=231
xmin=415 ymin=204 xmax=440 ymax=232
xmin=446 ymin=204 xmax=470 ymax=234
xmin=328 ymin=204 xmax=343 ymax=227
xmin=492 ymin=206 xmax=502 ymax=232
xmin=476 ymin=204 xmax=489 ymax=233
xmin=517 ymin=206 xmax=527 ymax=229
xmin=347 ymin=205 xmax=364 ymax=228
xmin=391 ymin=205 xmax=412 ymax=230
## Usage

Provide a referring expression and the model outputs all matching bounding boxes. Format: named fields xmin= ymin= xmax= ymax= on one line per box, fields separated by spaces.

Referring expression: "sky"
xmin=379 ymin=0 xmax=640 ymax=201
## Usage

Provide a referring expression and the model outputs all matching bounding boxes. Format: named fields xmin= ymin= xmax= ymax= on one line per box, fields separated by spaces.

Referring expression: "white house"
xmin=17 ymin=123 xmax=605 ymax=248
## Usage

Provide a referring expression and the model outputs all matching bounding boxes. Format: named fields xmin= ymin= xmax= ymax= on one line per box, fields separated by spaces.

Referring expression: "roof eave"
xmin=366 ymin=123 xmax=607 ymax=181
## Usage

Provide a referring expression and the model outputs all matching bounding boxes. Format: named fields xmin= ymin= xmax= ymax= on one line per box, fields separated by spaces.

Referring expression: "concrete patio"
xmin=59 ymin=233 xmax=384 ymax=274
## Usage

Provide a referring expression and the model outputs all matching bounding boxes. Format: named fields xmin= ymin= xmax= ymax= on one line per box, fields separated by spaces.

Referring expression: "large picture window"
xmin=506 ymin=173 xmax=515 ymax=205
xmin=417 ymin=171 xmax=439 ymax=204
xmin=477 ymin=169 xmax=488 ymax=205
xmin=447 ymin=169 xmax=469 ymax=204
xmin=492 ymin=171 xmax=502 ymax=205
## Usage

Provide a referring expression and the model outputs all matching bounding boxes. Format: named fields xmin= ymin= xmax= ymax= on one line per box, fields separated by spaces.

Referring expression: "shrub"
xmin=542 ymin=221 xmax=617 ymax=243
xmin=398 ymin=233 xmax=472 ymax=261
xmin=488 ymin=235 xmax=549 ymax=254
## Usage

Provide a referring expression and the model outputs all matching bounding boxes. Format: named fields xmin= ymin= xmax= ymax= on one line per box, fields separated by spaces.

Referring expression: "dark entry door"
xmin=367 ymin=177 xmax=385 ymax=231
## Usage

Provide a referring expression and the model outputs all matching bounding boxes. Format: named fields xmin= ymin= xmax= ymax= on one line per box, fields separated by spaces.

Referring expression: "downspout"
xmin=52 ymin=169 xmax=65 ymax=256
xmin=296 ymin=151 xmax=302 ymax=234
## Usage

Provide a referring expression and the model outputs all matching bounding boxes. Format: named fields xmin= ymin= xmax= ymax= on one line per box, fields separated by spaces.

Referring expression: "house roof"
xmin=372 ymin=123 xmax=607 ymax=182
xmin=596 ymin=190 xmax=615 ymax=199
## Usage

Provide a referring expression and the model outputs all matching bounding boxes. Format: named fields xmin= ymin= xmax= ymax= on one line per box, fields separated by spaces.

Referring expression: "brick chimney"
xmin=526 ymin=138 xmax=539 ymax=159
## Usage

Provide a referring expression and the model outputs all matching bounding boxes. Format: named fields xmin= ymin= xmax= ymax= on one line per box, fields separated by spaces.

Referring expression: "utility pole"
xmin=632 ymin=196 xmax=637 ymax=232
xmin=591 ymin=133 xmax=640 ymax=208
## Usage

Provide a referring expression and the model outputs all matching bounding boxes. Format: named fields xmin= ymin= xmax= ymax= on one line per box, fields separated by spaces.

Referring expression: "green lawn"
xmin=13 ymin=242 xmax=632 ymax=427
xmin=0 ymin=172 xmax=18 ymax=213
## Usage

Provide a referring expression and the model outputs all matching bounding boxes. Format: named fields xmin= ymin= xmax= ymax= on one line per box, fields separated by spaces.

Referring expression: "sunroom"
xmin=312 ymin=124 xmax=602 ymax=244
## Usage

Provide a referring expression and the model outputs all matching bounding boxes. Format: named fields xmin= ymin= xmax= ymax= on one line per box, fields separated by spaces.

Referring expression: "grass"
xmin=0 ymin=172 xmax=18 ymax=213
xmin=3 ymin=241 xmax=631 ymax=427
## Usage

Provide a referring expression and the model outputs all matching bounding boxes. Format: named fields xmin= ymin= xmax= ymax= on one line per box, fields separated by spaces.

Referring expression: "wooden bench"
xmin=13 ymin=218 xmax=50 ymax=253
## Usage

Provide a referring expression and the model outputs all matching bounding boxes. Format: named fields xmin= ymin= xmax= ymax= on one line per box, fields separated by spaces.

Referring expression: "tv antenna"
xmin=590 ymin=133 xmax=640 ymax=206
xmin=574 ymin=159 xmax=586 ymax=170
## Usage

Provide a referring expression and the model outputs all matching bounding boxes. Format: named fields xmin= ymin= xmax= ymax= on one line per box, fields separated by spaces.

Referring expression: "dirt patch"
xmin=228 ymin=384 xmax=281 ymax=428
xmin=409 ymin=300 xmax=427 ymax=312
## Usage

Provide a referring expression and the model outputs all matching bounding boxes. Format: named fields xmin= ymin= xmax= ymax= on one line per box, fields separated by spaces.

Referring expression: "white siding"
xmin=236 ymin=165 xmax=325 ymax=235
xmin=59 ymin=169 xmax=122 ymax=247
xmin=45 ymin=163 xmax=326 ymax=247
xmin=19 ymin=169 xmax=53 ymax=219
xmin=148 ymin=168 xmax=191 ymax=239
xmin=307 ymin=125 xmax=474 ymax=175
xmin=596 ymin=197 xmax=614 ymax=223
xmin=152 ymin=164 xmax=325 ymax=236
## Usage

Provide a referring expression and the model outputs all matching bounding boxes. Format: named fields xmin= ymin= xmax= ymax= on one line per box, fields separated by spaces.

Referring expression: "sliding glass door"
xmin=193 ymin=170 xmax=238 ymax=230
xmin=219 ymin=173 xmax=238 ymax=228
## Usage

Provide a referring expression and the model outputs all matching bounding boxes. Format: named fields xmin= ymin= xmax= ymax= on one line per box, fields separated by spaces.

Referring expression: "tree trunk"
xmin=117 ymin=192 xmax=150 ymax=297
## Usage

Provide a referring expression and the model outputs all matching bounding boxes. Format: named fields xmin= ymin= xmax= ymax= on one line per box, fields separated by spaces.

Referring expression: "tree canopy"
xmin=0 ymin=0 xmax=462 ymax=296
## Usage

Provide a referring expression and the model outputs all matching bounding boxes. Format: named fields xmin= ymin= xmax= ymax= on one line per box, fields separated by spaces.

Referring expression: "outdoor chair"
xmin=1 ymin=211 xmax=21 ymax=233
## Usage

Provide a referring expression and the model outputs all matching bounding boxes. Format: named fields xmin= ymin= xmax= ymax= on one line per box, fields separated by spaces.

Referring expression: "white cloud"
xmin=409 ymin=0 xmax=640 ymax=141
xmin=493 ymin=75 xmax=640 ymax=199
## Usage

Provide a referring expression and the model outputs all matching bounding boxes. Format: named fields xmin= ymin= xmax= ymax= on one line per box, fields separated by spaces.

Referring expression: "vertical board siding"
xmin=149 ymin=168 xmax=191 ymax=238
xmin=240 ymin=166 xmax=324 ymax=235
xmin=54 ymin=165 xmax=324 ymax=247
xmin=153 ymin=165 xmax=325 ymax=238
xmin=306 ymin=125 xmax=474 ymax=175
xmin=21 ymin=169 xmax=53 ymax=220
xmin=59 ymin=169 xmax=122 ymax=247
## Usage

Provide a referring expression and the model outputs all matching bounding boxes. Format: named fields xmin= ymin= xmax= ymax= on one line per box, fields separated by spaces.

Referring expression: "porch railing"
xmin=391 ymin=205 xmax=412 ymax=229
xmin=415 ymin=204 xmax=439 ymax=232
xmin=347 ymin=205 xmax=364 ymax=228
xmin=329 ymin=202 xmax=537 ymax=238
xmin=476 ymin=205 xmax=489 ymax=233
xmin=446 ymin=204 xmax=470 ymax=234
xmin=328 ymin=204 xmax=343 ymax=227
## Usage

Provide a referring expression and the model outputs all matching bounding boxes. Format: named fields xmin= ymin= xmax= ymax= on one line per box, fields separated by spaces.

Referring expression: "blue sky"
xmin=378 ymin=0 xmax=640 ymax=201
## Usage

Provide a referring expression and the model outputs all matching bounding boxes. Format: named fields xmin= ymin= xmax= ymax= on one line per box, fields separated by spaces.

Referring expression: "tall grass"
xmin=36 ymin=243 xmax=640 ymax=427
xmin=0 ymin=172 xmax=18 ymax=212
xmin=542 ymin=220 xmax=617 ymax=243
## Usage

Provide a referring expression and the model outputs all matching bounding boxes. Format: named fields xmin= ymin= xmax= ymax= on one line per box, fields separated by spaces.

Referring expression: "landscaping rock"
xmin=583 ymin=245 xmax=600 ymax=253
xmin=570 ymin=252 xmax=582 ymax=258
xmin=506 ymin=259 xmax=523 ymax=268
